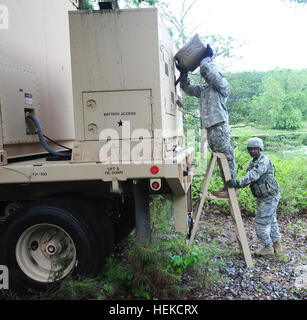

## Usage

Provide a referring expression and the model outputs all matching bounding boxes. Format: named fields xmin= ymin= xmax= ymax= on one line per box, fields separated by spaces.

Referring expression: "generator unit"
xmin=69 ymin=8 xmax=185 ymax=163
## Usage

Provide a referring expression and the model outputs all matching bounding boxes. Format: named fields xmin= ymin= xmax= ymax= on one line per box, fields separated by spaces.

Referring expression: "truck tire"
xmin=0 ymin=200 xmax=109 ymax=293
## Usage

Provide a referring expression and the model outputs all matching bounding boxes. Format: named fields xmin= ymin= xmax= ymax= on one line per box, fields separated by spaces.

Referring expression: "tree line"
xmin=225 ymin=69 xmax=307 ymax=130
xmin=182 ymin=69 xmax=307 ymax=132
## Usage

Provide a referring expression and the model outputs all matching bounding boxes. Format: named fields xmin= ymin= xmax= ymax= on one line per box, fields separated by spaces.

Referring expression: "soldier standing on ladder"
xmin=178 ymin=45 xmax=238 ymax=198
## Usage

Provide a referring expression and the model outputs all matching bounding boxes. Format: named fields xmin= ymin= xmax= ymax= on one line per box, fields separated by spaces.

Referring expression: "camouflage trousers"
xmin=207 ymin=123 xmax=237 ymax=181
xmin=255 ymin=194 xmax=281 ymax=246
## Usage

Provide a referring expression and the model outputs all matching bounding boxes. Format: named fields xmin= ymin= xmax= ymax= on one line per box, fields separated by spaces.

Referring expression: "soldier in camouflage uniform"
xmin=179 ymin=45 xmax=237 ymax=197
xmin=227 ymin=137 xmax=283 ymax=256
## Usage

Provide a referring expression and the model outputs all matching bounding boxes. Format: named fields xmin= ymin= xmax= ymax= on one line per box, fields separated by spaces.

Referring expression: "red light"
xmin=152 ymin=182 xmax=160 ymax=189
xmin=150 ymin=166 xmax=159 ymax=175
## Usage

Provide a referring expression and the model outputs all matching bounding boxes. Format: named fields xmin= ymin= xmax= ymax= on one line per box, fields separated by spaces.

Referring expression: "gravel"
xmin=184 ymin=207 xmax=307 ymax=300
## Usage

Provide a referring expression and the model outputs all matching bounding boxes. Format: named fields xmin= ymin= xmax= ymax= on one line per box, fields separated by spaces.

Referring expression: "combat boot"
xmin=273 ymin=240 xmax=283 ymax=254
xmin=255 ymin=243 xmax=274 ymax=256
xmin=212 ymin=187 xmax=239 ymax=198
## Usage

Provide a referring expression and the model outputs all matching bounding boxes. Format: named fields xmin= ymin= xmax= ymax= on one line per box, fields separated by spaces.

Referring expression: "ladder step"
xmin=206 ymin=194 xmax=230 ymax=201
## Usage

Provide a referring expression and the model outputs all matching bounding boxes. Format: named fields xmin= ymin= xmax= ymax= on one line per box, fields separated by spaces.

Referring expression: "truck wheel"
xmin=0 ymin=202 xmax=106 ymax=293
xmin=15 ymin=223 xmax=77 ymax=283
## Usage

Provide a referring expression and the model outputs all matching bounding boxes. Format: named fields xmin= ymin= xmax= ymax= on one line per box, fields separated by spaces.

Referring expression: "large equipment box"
xmin=69 ymin=8 xmax=184 ymax=163
xmin=0 ymin=0 xmax=77 ymax=160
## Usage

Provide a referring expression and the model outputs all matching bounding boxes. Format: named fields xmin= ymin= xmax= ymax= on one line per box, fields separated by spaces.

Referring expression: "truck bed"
xmin=0 ymin=147 xmax=194 ymax=195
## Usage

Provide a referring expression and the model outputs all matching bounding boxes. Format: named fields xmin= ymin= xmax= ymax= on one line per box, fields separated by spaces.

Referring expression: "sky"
xmin=159 ymin=0 xmax=307 ymax=72
xmin=118 ymin=0 xmax=307 ymax=73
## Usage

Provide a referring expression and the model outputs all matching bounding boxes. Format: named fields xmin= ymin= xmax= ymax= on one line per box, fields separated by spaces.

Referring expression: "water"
xmin=282 ymin=146 xmax=307 ymax=159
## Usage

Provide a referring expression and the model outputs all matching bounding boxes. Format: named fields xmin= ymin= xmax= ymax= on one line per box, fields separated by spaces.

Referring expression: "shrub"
xmin=272 ymin=155 xmax=307 ymax=214
xmin=274 ymin=107 xmax=303 ymax=130
xmin=234 ymin=150 xmax=306 ymax=215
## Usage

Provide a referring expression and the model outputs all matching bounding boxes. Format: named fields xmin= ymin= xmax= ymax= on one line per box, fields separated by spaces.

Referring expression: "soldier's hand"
xmin=175 ymin=58 xmax=187 ymax=73
xmin=180 ymin=70 xmax=188 ymax=77
xmin=203 ymin=44 xmax=214 ymax=58
xmin=226 ymin=179 xmax=239 ymax=188
xmin=175 ymin=70 xmax=188 ymax=86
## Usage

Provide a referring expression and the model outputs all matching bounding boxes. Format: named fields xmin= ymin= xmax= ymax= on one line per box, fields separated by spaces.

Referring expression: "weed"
xmin=254 ymin=283 xmax=262 ymax=293
xmin=99 ymin=195 xmax=226 ymax=299
xmin=275 ymin=252 xmax=288 ymax=263
xmin=288 ymin=220 xmax=305 ymax=236
xmin=24 ymin=275 xmax=109 ymax=300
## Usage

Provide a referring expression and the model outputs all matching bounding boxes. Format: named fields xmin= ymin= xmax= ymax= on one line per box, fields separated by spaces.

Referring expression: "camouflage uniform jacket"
xmin=238 ymin=153 xmax=280 ymax=199
xmin=180 ymin=57 xmax=230 ymax=129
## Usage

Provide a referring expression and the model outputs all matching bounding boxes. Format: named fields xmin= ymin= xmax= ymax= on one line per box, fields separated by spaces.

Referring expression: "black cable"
xmin=42 ymin=134 xmax=72 ymax=151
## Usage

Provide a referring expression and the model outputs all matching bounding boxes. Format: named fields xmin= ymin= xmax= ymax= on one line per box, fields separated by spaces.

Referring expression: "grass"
xmin=230 ymin=123 xmax=307 ymax=156
xmin=230 ymin=121 xmax=307 ymax=136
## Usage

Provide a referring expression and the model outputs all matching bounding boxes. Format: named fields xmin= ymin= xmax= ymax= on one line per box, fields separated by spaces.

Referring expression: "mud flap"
xmin=173 ymin=186 xmax=191 ymax=233
xmin=133 ymin=180 xmax=151 ymax=246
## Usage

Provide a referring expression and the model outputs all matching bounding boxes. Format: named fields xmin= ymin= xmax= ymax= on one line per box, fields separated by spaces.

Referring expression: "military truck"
xmin=0 ymin=1 xmax=194 ymax=292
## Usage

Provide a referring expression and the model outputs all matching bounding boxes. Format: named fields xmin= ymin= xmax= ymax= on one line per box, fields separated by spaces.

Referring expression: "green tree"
xmin=250 ymin=69 xmax=307 ymax=129
xmin=225 ymin=71 xmax=266 ymax=124
xmin=79 ymin=0 xmax=98 ymax=9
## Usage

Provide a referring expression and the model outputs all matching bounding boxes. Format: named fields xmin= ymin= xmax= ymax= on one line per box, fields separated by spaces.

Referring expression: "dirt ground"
xmin=183 ymin=205 xmax=307 ymax=300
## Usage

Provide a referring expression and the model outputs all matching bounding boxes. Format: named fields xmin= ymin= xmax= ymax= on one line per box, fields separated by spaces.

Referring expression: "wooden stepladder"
xmin=187 ymin=152 xmax=254 ymax=268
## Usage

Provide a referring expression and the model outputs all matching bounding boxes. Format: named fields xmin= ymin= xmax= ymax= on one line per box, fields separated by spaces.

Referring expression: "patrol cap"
xmin=247 ymin=137 xmax=264 ymax=150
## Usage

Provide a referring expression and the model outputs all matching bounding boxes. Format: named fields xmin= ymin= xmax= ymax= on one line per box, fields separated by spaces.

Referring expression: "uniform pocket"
xmin=251 ymin=184 xmax=264 ymax=198
xmin=259 ymin=183 xmax=268 ymax=197
xmin=266 ymin=178 xmax=279 ymax=196
xmin=255 ymin=197 xmax=279 ymax=225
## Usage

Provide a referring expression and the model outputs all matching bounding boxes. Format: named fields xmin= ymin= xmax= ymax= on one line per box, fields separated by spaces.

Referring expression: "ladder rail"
xmin=188 ymin=154 xmax=216 ymax=246
xmin=187 ymin=152 xmax=254 ymax=268
xmin=192 ymin=153 xmax=217 ymax=220
xmin=219 ymin=156 xmax=254 ymax=268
